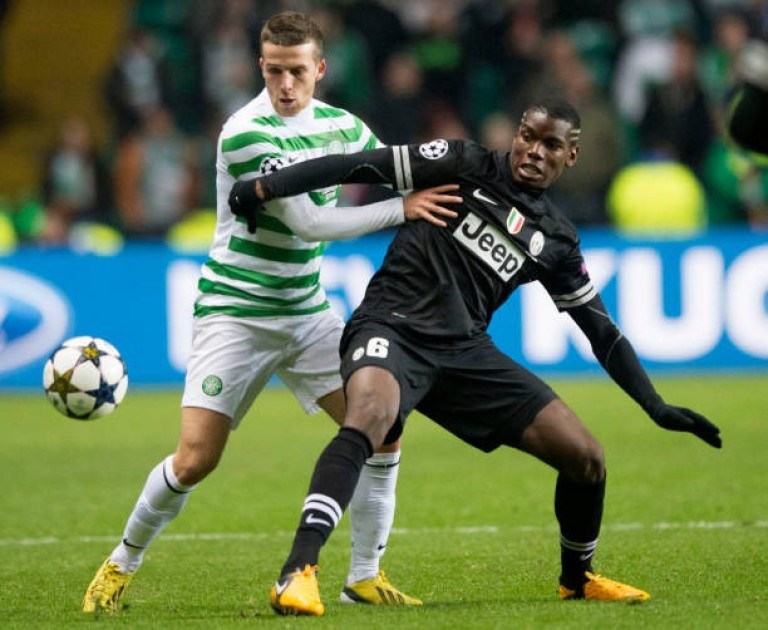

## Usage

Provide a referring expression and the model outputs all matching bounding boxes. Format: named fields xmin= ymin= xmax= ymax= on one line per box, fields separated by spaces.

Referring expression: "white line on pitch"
xmin=1 ymin=520 xmax=766 ymax=549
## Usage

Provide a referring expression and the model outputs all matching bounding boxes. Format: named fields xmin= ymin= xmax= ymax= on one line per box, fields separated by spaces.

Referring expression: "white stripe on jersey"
xmin=551 ymin=282 xmax=597 ymax=310
xmin=392 ymin=145 xmax=413 ymax=191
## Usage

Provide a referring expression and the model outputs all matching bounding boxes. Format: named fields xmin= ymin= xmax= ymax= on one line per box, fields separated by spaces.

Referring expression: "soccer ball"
xmin=43 ymin=336 xmax=128 ymax=420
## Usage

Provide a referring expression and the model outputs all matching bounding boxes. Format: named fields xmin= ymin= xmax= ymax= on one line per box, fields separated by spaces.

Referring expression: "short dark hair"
xmin=260 ymin=11 xmax=324 ymax=56
xmin=527 ymin=97 xmax=581 ymax=132
xmin=522 ymin=97 xmax=582 ymax=145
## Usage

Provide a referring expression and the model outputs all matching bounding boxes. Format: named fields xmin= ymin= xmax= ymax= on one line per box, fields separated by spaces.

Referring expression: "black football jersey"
xmin=352 ymin=140 xmax=597 ymax=342
xmin=257 ymin=138 xmax=598 ymax=342
xmin=253 ymin=138 xmax=688 ymax=427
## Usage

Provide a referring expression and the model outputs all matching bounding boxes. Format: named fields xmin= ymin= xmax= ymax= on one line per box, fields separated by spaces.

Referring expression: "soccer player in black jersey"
xmin=230 ymin=97 xmax=722 ymax=615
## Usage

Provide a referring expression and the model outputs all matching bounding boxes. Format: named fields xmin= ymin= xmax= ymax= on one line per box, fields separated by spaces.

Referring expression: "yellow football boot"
xmin=82 ymin=558 xmax=134 ymax=613
xmin=340 ymin=570 xmax=423 ymax=605
xmin=270 ymin=564 xmax=324 ymax=616
xmin=559 ymin=571 xmax=650 ymax=601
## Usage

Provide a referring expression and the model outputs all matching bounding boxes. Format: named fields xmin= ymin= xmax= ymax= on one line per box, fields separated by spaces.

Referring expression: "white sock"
xmin=109 ymin=455 xmax=196 ymax=573
xmin=347 ymin=451 xmax=400 ymax=584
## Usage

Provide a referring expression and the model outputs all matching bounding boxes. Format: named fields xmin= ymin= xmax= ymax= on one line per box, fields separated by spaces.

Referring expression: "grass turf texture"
xmin=1 ymin=374 xmax=766 ymax=628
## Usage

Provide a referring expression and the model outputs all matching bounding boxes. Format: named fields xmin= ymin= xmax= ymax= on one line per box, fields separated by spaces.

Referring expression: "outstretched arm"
xmin=228 ymin=148 xmax=400 ymax=229
xmin=266 ymin=147 xmax=406 ymax=199
xmin=229 ymin=144 xmax=461 ymax=233
xmin=569 ymin=295 xmax=722 ymax=448
xmin=270 ymin=185 xmax=460 ymax=241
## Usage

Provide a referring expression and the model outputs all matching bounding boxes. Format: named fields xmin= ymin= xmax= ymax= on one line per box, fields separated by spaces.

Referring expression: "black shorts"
xmin=339 ymin=319 xmax=557 ymax=452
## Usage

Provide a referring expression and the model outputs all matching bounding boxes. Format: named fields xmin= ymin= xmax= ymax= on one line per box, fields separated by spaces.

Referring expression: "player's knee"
xmin=568 ymin=440 xmax=605 ymax=484
xmin=345 ymin=403 xmax=397 ymax=449
xmin=345 ymin=392 xmax=399 ymax=448
xmin=173 ymin=450 xmax=220 ymax=485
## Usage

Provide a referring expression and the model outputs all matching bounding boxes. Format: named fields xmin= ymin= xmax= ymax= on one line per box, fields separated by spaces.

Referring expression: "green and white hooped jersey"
xmin=195 ymin=90 xmax=380 ymax=319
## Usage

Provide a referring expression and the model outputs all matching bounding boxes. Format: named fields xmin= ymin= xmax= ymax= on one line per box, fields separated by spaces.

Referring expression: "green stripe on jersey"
xmin=313 ymin=106 xmax=348 ymax=119
xmin=198 ymin=278 xmax=321 ymax=305
xmin=256 ymin=213 xmax=294 ymax=234
xmin=229 ymin=235 xmax=326 ymax=263
xmin=204 ymin=259 xmax=319 ymax=289
xmin=234 ymin=213 xmax=294 ymax=235
xmin=224 ymin=123 xmax=366 ymax=177
xmin=194 ymin=301 xmax=330 ymax=318
xmin=222 ymin=131 xmax=276 ymax=153
xmin=224 ymin=128 xmax=363 ymax=155
xmin=251 ymin=115 xmax=284 ymax=128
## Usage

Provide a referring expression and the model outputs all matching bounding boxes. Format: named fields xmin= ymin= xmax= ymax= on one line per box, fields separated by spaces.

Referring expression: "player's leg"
xmin=282 ymin=314 xmax=420 ymax=605
xmin=319 ymin=389 xmax=401 ymax=581
xmin=271 ymin=323 xmax=428 ymax=615
xmin=84 ymin=316 xmax=278 ymax=613
xmin=518 ymin=399 xmax=650 ymax=601
xmin=109 ymin=407 xmax=230 ymax=571
xmin=271 ymin=365 xmax=399 ymax=616
xmin=317 ymin=389 xmax=420 ymax=605
xmin=82 ymin=406 xmax=230 ymax=613
xmin=421 ymin=339 xmax=647 ymax=602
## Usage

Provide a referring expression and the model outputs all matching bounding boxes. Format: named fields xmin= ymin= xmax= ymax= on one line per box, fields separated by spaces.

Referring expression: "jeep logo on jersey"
xmin=0 ymin=267 xmax=71 ymax=374
xmin=453 ymin=213 xmax=526 ymax=281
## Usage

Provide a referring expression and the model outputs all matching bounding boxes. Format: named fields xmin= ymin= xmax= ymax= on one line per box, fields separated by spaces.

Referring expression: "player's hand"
xmin=403 ymin=184 xmax=461 ymax=227
xmin=650 ymin=404 xmax=722 ymax=448
xmin=228 ymin=178 xmax=263 ymax=233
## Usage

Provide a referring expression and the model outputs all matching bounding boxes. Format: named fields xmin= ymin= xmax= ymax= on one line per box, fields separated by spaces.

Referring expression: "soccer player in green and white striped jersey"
xmin=83 ymin=11 xmax=459 ymax=615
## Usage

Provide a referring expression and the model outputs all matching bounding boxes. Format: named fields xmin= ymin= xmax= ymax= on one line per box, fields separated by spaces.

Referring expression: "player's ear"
xmin=565 ymin=144 xmax=580 ymax=168
xmin=315 ymin=58 xmax=327 ymax=81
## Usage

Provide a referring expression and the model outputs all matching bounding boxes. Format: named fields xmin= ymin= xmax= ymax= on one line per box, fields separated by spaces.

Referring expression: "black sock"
xmin=555 ymin=472 xmax=606 ymax=589
xmin=280 ymin=427 xmax=373 ymax=576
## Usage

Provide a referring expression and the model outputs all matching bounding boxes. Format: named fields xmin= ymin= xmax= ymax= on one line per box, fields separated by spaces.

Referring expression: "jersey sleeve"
xmin=269 ymin=195 xmax=404 ymax=241
xmin=538 ymin=245 xmax=597 ymax=311
xmin=390 ymin=139 xmax=482 ymax=190
xmin=259 ymin=139 xmax=477 ymax=200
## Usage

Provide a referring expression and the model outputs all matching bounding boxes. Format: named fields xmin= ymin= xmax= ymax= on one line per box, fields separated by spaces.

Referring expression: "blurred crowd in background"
xmin=1 ymin=0 xmax=768 ymax=251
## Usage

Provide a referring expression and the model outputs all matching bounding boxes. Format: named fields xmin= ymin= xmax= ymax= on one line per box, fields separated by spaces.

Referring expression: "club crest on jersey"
xmin=506 ymin=207 xmax=525 ymax=234
xmin=529 ymin=230 xmax=545 ymax=256
xmin=419 ymin=139 xmax=449 ymax=160
xmin=453 ymin=212 xmax=525 ymax=281
xmin=325 ymin=139 xmax=346 ymax=155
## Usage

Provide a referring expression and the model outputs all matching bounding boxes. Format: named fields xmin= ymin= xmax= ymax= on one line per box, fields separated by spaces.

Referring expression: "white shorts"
xmin=181 ymin=311 xmax=344 ymax=428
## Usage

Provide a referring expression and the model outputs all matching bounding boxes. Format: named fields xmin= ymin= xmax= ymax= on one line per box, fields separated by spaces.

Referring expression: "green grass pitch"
xmin=1 ymin=374 xmax=766 ymax=628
